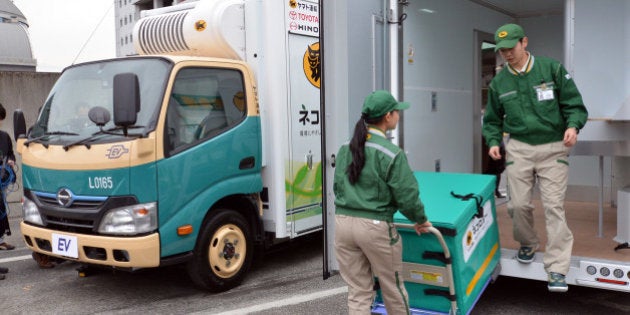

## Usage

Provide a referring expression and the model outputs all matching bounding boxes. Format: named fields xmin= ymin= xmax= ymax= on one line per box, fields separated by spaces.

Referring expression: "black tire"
xmin=187 ymin=208 xmax=253 ymax=292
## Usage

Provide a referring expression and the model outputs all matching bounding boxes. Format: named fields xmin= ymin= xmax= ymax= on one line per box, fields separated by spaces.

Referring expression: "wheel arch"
xmin=186 ymin=194 xmax=261 ymax=291
xmin=201 ymin=194 xmax=263 ymax=246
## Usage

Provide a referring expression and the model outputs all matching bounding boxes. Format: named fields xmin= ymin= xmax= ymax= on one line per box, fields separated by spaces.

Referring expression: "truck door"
xmin=157 ymin=65 xmax=258 ymax=257
xmin=286 ymin=1 xmax=323 ymax=237
xmin=321 ymin=0 xmax=391 ymax=278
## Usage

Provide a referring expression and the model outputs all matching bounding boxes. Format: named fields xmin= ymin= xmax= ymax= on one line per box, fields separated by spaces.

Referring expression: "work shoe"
xmin=517 ymin=245 xmax=537 ymax=263
xmin=0 ymin=266 xmax=8 ymax=273
xmin=548 ymin=272 xmax=568 ymax=292
xmin=0 ymin=273 xmax=5 ymax=280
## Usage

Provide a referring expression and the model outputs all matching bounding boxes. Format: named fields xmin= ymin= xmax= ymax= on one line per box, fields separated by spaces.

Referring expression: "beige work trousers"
xmin=505 ymin=139 xmax=574 ymax=275
xmin=334 ymin=215 xmax=410 ymax=315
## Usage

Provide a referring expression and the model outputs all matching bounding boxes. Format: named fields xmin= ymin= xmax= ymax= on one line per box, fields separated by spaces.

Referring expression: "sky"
xmin=12 ymin=0 xmax=116 ymax=72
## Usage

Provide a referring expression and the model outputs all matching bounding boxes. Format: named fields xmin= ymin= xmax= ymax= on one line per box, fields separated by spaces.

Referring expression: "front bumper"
xmin=21 ymin=222 xmax=160 ymax=268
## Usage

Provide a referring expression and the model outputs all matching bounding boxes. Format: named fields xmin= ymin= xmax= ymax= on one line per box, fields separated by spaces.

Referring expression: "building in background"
xmin=0 ymin=0 xmax=36 ymax=71
xmin=116 ymin=0 xmax=194 ymax=57
xmin=0 ymin=0 xmax=59 ymax=203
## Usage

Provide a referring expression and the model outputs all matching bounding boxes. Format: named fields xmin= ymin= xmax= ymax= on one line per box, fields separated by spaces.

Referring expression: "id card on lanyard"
xmin=535 ymin=81 xmax=554 ymax=101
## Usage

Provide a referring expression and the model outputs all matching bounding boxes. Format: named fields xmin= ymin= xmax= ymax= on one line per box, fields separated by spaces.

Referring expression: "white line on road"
xmin=0 ymin=254 xmax=32 ymax=263
xmin=207 ymin=286 xmax=348 ymax=315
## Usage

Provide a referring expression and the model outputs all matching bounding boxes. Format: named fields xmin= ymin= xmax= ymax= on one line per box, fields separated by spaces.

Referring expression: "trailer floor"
xmin=496 ymin=198 xmax=630 ymax=262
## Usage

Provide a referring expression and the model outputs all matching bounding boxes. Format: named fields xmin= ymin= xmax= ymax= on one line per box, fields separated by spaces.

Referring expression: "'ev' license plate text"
xmin=52 ymin=233 xmax=79 ymax=258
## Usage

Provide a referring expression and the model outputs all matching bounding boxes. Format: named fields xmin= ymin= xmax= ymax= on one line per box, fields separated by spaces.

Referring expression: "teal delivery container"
xmin=373 ymin=172 xmax=501 ymax=315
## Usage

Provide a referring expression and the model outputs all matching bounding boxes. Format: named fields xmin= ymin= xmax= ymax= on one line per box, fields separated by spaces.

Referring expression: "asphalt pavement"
xmin=1 ymin=202 xmax=629 ymax=314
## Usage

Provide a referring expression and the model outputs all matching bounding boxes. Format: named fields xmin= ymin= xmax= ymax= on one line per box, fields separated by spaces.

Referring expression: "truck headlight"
xmin=98 ymin=202 xmax=157 ymax=235
xmin=23 ymin=196 xmax=43 ymax=225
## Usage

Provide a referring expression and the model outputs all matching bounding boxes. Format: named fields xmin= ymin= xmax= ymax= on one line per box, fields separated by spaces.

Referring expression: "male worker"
xmin=482 ymin=24 xmax=588 ymax=293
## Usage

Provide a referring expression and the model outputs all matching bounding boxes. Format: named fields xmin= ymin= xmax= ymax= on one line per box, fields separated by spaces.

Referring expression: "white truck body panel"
xmin=134 ymin=0 xmax=322 ymax=239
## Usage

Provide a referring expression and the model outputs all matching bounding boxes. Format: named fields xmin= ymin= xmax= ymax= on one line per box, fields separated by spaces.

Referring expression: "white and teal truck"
xmin=15 ymin=0 xmax=322 ymax=291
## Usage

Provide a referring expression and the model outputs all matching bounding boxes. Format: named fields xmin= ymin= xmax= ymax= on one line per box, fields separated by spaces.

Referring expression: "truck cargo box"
xmin=374 ymin=172 xmax=501 ymax=314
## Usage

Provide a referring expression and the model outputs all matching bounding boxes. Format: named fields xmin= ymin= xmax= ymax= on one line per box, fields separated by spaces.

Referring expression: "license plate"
xmin=52 ymin=233 xmax=79 ymax=258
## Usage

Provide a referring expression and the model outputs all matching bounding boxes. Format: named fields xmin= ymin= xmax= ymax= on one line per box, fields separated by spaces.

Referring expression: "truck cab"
xmin=18 ymin=55 xmax=263 ymax=290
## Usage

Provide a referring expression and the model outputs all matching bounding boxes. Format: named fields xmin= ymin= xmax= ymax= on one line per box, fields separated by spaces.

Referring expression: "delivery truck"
xmin=14 ymin=0 xmax=322 ymax=292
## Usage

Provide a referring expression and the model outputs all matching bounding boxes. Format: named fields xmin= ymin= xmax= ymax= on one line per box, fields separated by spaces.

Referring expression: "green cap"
xmin=361 ymin=90 xmax=410 ymax=119
xmin=494 ymin=23 xmax=525 ymax=52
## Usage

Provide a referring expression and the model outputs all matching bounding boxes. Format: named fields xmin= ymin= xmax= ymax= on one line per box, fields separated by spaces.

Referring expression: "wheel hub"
xmin=223 ymin=242 xmax=235 ymax=260
xmin=208 ymin=224 xmax=246 ymax=278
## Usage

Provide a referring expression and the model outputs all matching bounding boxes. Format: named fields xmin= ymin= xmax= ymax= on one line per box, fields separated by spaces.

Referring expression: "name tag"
xmin=537 ymin=88 xmax=554 ymax=101
xmin=535 ymin=82 xmax=555 ymax=101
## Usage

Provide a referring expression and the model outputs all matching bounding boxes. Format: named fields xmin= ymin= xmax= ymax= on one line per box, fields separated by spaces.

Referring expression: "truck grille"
xmin=29 ymin=190 xmax=138 ymax=234
xmin=36 ymin=193 xmax=105 ymax=210
xmin=44 ymin=215 xmax=94 ymax=234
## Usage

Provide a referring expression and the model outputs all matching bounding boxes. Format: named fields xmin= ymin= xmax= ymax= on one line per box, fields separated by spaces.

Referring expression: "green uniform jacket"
xmin=333 ymin=128 xmax=427 ymax=224
xmin=483 ymin=55 xmax=588 ymax=147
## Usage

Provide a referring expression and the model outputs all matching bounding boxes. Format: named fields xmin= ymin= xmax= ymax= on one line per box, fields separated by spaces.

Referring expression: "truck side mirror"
xmin=13 ymin=109 xmax=26 ymax=141
xmin=113 ymin=73 xmax=140 ymax=127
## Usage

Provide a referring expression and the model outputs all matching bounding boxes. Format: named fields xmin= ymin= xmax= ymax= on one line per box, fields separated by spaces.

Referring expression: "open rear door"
xmin=321 ymin=0 xmax=398 ymax=279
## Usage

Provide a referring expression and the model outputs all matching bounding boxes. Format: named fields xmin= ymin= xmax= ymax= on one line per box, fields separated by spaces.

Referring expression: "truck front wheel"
xmin=187 ymin=209 xmax=253 ymax=292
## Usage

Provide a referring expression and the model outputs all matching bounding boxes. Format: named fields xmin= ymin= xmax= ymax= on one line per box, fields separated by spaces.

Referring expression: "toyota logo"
xmin=56 ymin=188 xmax=75 ymax=207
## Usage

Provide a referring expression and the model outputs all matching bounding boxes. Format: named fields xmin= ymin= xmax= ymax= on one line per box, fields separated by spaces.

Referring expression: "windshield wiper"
xmin=104 ymin=125 xmax=145 ymax=135
xmin=25 ymin=131 xmax=80 ymax=147
xmin=62 ymin=126 xmax=145 ymax=151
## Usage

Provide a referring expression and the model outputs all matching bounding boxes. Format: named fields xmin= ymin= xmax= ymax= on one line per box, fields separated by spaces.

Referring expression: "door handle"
xmin=306 ymin=151 xmax=313 ymax=170
xmin=239 ymin=156 xmax=255 ymax=170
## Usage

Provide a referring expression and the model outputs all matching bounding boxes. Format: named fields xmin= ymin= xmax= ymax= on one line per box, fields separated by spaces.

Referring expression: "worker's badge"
xmin=535 ymin=81 xmax=555 ymax=102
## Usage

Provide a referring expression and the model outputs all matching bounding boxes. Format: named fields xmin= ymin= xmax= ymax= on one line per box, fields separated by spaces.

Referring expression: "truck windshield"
xmin=29 ymin=58 xmax=171 ymax=144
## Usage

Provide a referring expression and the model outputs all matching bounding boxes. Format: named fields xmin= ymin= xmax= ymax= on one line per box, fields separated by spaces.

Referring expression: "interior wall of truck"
xmin=323 ymin=0 xmax=630 ymax=205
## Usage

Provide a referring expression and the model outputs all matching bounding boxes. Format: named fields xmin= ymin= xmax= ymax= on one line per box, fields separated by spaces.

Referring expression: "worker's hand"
xmin=488 ymin=146 xmax=502 ymax=160
xmin=414 ymin=221 xmax=432 ymax=235
xmin=563 ymin=127 xmax=578 ymax=147
xmin=7 ymin=160 xmax=14 ymax=167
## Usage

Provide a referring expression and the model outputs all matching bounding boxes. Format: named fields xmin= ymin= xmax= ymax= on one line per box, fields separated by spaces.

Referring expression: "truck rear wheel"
xmin=187 ymin=209 xmax=253 ymax=292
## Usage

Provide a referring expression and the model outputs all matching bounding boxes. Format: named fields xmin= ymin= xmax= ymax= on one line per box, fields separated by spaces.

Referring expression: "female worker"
xmin=334 ymin=90 xmax=432 ymax=314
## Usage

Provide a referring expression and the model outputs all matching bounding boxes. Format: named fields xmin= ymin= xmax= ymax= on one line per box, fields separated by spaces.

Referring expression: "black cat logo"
xmin=303 ymin=42 xmax=320 ymax=88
